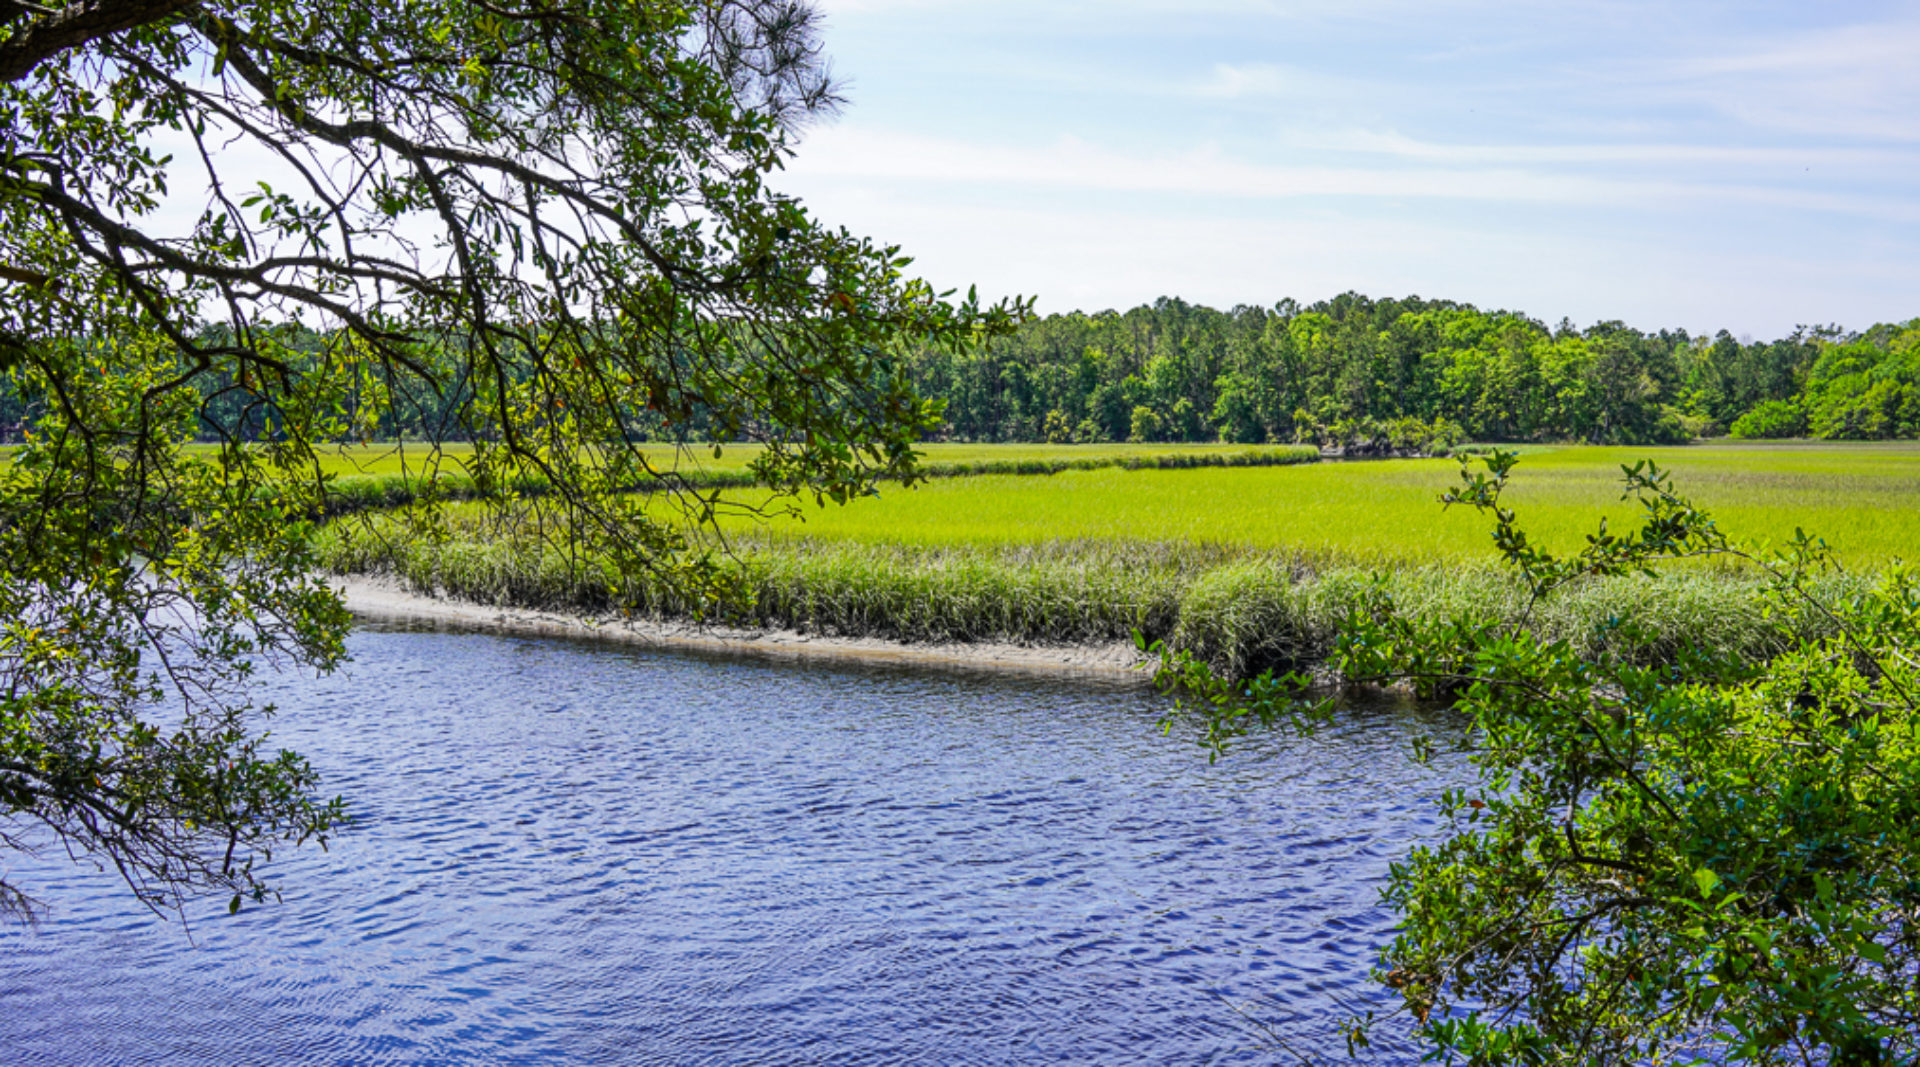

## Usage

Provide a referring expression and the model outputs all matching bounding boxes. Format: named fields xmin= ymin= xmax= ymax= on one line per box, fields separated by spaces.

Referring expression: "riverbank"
xmin=336 ymin=575 xmax=1158 ymax=684
xmin=326 ymin=536 xmax=1863 ymax=683
xmin=318 ymin=444 xmax=1916 ymax=680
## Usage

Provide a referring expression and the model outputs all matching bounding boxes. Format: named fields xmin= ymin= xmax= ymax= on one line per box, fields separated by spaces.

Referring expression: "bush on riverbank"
xmin=1169 ymin=557 xmax=1851 ymax=678
xmin=1322 ymin=451 xmax=1920 ymax=1062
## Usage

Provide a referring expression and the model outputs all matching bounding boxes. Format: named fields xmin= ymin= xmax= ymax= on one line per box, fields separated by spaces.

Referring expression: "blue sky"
xmin=773 ymin=1 xmax=1920 ymax=336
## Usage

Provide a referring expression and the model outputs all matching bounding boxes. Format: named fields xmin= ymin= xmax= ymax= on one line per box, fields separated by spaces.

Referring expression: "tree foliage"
xmin=0 ymin=0 xmax=1018 ymax=916
xmin=1798 ymin=325 xmax=1920 ymax=441
xmin=1161 ymin=454 xmax=1920 ymax=1062
xmin=906 ymin=295 xmax=1920 ymax=448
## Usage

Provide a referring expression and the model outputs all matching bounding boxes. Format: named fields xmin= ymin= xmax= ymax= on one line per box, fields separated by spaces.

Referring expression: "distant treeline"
xmin=5 ymin=295 xmax=1914 ymax=448
xmin=906 ymin=294 xmax=1920 ymax=448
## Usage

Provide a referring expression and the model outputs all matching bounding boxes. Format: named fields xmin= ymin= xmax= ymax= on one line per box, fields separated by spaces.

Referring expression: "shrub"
xmin=1127 ymin=405 xmax=1163 ymax=443
xmin=1169 ymin=398 xmax=1203 ymax=442
xmin=1675 ymin=407 xmax=1723 ymax=439
xmin=1730 ymin=398 xmax=1807 ymax=439
xmin=1160 ymin=451 xmax=1920 ymax=1064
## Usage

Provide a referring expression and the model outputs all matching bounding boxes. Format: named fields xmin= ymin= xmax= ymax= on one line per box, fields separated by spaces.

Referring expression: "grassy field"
xmin=15 ymin=434 xmax=1914 ymax=672
xmin=316 ymin=440 xmax=1917 ymax=674
xmin=717 ymin=440 xmax=1920 ymax=569
xmin=77 ymin=437 xmax=1920 ymax=570
xmin=142 ymin=441 xmax=1317 ymax=514
xmin=163 ymin=440 xmax=1318 ymax=478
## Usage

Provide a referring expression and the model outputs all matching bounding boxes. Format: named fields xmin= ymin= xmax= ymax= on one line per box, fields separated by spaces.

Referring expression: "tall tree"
xmin=0 ymin=0 xmax=1018 ymax=916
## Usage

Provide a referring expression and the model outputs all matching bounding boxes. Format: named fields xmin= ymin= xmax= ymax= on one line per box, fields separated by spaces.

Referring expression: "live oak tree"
xmin=0 ymin=0 xmax=1019 ymax=917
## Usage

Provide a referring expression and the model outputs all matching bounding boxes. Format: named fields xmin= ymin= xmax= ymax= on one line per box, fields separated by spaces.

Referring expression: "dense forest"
xmin=5 ymin=294 xmax=1915 ymax=448
xmin=907 ymin=293 xmax=1920 ymax=449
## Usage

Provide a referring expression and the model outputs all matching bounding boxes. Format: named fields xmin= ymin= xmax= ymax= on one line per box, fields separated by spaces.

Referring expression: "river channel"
xmin=1 ymin=623 xmax=1467 ymax=1065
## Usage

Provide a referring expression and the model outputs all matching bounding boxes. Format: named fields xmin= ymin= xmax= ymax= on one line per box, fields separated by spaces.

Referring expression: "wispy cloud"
xmin=1311 ymin=129 xmax=1917 ymax=170
xmin=1188 ymin=62 xmax=1374 ymax=102
xmin=774 ymin=180 xmax=1920 ymax=334
xmin=1628 ymin=18 xmax=1920 ymax=142
xmin=786 ymin=125 xmax=1920 ymax=224
xmin=792 ymin=2 xmax=1920 ymax=331
xmin=791 ymin=126 xmax=1604 ymax=203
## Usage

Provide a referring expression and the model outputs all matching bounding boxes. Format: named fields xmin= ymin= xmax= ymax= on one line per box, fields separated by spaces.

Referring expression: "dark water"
xmin=0 ymin=624 xmax=1467 ymax=1065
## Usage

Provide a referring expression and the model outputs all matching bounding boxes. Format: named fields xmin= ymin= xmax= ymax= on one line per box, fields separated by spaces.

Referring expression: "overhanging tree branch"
xmin=0 ymin=0 xmax=195 ymax=83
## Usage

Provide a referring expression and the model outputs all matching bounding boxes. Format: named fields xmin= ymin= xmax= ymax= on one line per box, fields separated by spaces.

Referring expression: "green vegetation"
xmin=327 ymin=521 xmax=1862 ymax=678
xmin=277 ymin=440 xmax=1316 ymax=479
xmin=0 ymin=0 xmax=1018 ymax=916
xmin=257 ymin=441 xmax=1319 ymax=517
xmin=318 ymin=442 xmax=1913 ymax=681
xmin=9 ymin=1 xmax=1917 ymax=1056
xmin=714 ymin=441 xmax=1920 ymax=568
xmin=901 ymin=293 xmax=1920 ymax=449
xmin=17 ymin=292 xmax=1920 ymax=454
xmin=1164 ymin=453 xmax=1920 ymax=1062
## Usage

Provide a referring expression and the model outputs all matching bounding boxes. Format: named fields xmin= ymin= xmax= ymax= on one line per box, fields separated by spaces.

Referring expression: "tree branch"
xmin=0 ymin=0 xmax=195 ymax=84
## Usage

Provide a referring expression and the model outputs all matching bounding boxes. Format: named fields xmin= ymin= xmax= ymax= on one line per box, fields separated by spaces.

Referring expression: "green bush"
xmin=1730 ymin=398 xmax=1807 ymax=439
xmin=1675 ymin=407 xmax=1723 ymax=439
xmin=1161 ymin=451 xmax=1920 ymax=1064
xmin=1127 ymin=405 xmax=1163 ymax=443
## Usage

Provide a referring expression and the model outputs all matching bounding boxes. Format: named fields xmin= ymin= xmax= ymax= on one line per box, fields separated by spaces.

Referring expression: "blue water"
xmin=0 ymin=624 xmax=1466 ymax=1065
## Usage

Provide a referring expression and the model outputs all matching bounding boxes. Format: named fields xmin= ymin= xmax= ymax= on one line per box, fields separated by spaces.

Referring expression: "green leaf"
xmin=1693 ymin=867 xmax=1720 ymax=897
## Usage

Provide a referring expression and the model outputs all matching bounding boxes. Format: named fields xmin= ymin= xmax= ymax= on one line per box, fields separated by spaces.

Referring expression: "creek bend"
xmin=2 ymin=623 xmax=1467 ymax=1065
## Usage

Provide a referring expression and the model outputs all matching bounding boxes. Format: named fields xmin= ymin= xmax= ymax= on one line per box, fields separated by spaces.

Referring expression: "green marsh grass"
xmin=317 ymin=441 xmax=1914 ymax=675
xmin=172 ymin=439 xmax=1317 ymax=479
xmin=718 ymin=441 xmax=1920 ymax=569
xmin=294 ymin=441 xmax=1319 ymax=518
xmin=320 ymin=520 xmax=1866 ymax=677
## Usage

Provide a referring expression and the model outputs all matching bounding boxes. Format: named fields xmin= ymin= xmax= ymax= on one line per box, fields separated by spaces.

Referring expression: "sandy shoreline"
xmin=334 ymin=575 xmax=1158 ymax=685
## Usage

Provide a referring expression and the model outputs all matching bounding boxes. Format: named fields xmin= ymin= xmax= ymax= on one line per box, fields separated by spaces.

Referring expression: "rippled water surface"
xmin=1 ymin=625 xmax=1467 ymax=1065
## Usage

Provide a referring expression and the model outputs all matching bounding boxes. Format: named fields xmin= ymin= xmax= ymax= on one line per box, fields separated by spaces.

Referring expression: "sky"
xmin=770 ymin=1 xmax=1920 ymax=337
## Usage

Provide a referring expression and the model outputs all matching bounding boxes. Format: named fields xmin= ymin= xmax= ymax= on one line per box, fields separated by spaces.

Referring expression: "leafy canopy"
xmin=1158 ymin=452 xmax=1920 ymax=1063
xmin=0 ymin=0 xmax=1021 ymax=916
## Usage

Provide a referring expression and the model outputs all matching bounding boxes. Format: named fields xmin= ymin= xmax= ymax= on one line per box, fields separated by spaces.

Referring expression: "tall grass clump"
xmin=319 ymin=512 xmax=1864 ymax=677
xmin=1169 ymin=559 xmax=1866 ymax=678
xmin=320 ymin=520 xmax=1222 ymax=645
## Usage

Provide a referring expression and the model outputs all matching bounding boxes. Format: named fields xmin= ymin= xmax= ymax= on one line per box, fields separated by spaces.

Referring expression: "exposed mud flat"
xmin=335 ymin=575 xmax=1158 ymax=685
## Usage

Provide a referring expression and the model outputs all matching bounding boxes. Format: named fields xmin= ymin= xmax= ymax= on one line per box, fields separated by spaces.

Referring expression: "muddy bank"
xmin=335 ymin=576 xmax=1158 ymax=685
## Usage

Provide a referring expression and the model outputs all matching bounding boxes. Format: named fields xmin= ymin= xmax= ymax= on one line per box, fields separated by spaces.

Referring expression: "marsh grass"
xmin=170 ymin=440 xmax=1316 ymax=479
xmin=1168 ymin=557 xmax=1862 ymax=678
xmin=316 ymin=441 xmax=1910 ymax=676
xmin=291 ymin=443 xmax=1319 ymax=518
xmin=716 ymin=441 xmax=1920 ymax=568
xmin=320 ymin=518 xmax=1865 ymax=677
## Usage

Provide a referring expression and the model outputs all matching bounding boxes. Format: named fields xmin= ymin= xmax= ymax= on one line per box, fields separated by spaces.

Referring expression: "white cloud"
xmin=790 ymin=126 xmax=1615 ymax=202
xmin=785 ymin=124 xmax=1920 ymax=223
xmin=1695 ymin=19 xmax=1920 ymax=77
xmin=1642 ymin=19 xmax=1920 ymax=142
xmin=792 ymin=2 xmax=1920 ymax=332
xmin=769 ymin=179 xmax=1920 ymax=334
xmin=1313 ymin=129 xmax=1916 ymax=170
xmin=819 ymin=0 xmax=1566 ymax=18
xmin=1188 ymin=62 xmax=1373 ymax=103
